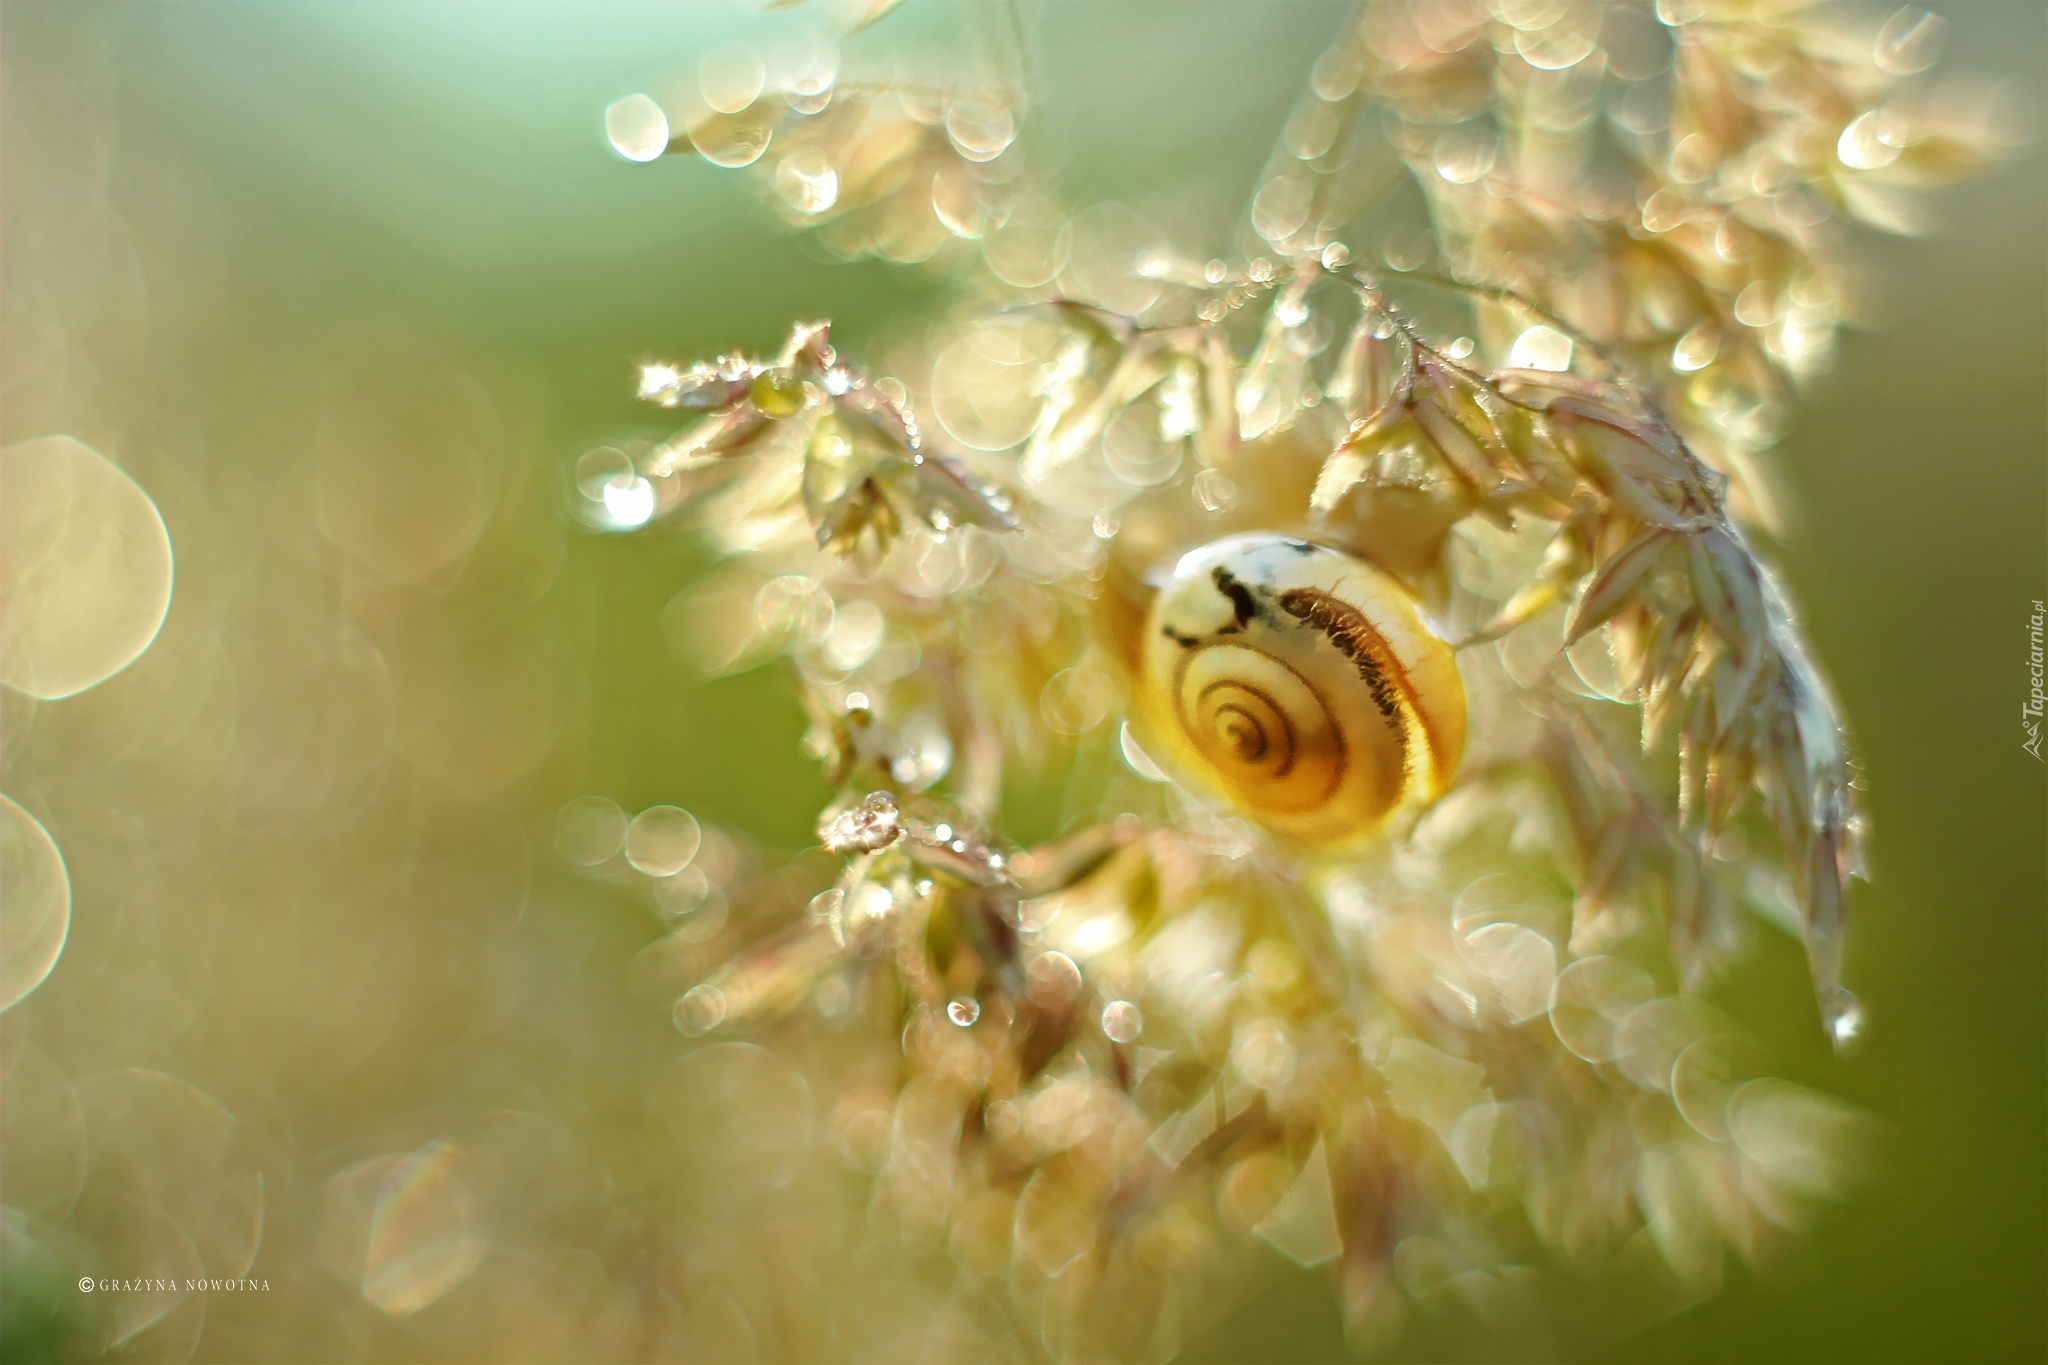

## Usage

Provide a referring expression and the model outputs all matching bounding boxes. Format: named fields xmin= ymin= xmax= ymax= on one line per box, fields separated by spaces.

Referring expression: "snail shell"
xmin=1135 ymin=534 xmax=1466 ymax=848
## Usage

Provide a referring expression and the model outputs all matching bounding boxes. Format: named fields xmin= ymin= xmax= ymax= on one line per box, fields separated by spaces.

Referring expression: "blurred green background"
xmin=1 ymin=2 xmax=2040 ymax=1361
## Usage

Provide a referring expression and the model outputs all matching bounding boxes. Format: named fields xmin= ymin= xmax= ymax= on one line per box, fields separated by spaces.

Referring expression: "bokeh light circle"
xmin=0 ymin=435 xmax=173 ymax=699
xmin=0 ymin=792 xmax=70 ymax=1011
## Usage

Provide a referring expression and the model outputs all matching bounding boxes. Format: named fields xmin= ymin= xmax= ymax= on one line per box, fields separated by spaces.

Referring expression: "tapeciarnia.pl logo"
xmin=2026 ymin=600 xmax=2045 ymax=761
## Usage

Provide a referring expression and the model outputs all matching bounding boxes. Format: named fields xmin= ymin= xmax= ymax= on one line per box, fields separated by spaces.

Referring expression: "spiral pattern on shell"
xmin=1136 ymin=534 xmax=1466 ymax=848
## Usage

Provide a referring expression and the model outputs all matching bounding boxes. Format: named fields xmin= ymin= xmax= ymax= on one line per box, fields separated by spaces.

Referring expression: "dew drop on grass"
xmin=604 ymin=95 xmax=669 ymax=162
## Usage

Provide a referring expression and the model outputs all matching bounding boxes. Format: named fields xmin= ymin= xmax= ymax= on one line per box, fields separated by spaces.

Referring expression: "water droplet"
xmin=625 ymin=805 xmax=702 ymax=876
xmin=1837 ymin=109 xmax=1904 ymax=171
xmin=604 ymin=94 xmax=670 ymax=162
xmin=774 ymin=150 xmax=839 ymax=215
xmin=890 ymin=715 xmax=953 ymax=790
xmin=1672 ymin=323 xmax=1720 ymax=372
xmin=600 ymin=475 xmax=655 ymax=528
xmin=1823 ymin=987 xmax=1867 ymax=1054
xmin=637 ymin=362 xmax=683 ymax=404
xmin=1508 ymin=324 xmax=1574 ymax=372
xmin=946 ymin=997 xmax=981 ymax=1026
xmin=1100 ymin=1000 xmax=1141 ymax=1043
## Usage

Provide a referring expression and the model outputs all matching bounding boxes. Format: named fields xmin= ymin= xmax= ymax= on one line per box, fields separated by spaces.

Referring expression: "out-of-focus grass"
xmin=0 ymin=2 xmax=2039 ymax=1361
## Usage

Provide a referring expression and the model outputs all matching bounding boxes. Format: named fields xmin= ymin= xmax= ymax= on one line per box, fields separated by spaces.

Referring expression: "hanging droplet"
xmin=1822 ymin=987 xmax=1867 ymax=1055
xmin=774 ymin=150 xmax=839 ymax=215
xmin=1508 ymin=325 xmax=1574 ymax=372
xmin=604 ymin=95 xmax=670 ymax=162
xmin=947 ymin=997 xmax=981 ymax=1026
xmin=1672 ymin=323 xmax=1721 ymax=372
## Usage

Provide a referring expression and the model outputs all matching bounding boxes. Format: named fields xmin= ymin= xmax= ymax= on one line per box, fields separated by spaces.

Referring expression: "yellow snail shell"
xmin=1135 ymin=534 xmax=1466 ymax=848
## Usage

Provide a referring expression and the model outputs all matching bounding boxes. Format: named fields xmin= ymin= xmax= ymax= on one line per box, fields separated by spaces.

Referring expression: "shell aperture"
xmin=1137 ymin=534 xmax=1466 ymax=848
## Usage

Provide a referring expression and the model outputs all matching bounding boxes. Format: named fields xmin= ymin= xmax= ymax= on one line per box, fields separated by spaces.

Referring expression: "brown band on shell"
xmin=1277 ymin=586 xmax=1451 ymax=785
